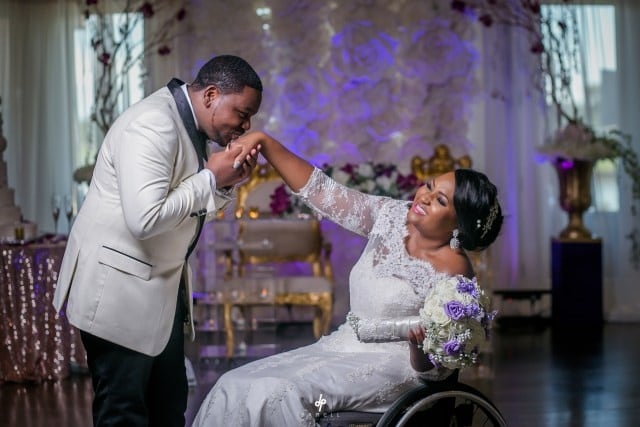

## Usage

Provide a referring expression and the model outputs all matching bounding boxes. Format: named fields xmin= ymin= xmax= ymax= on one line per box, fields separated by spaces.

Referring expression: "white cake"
xmin=0 ymin=97 xmax=38 ymax=241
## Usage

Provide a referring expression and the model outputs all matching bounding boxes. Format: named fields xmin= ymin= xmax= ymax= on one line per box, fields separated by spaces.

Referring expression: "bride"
xmin=192 ymin=131 xmax=503 ymax=426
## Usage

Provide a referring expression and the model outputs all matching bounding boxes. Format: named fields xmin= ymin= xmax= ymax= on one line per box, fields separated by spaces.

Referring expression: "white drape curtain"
xmin=472 ymin=20 xmax=557 ymax=293
xmin=0 ymin=0 xmax=82 ymax=233
xmin=607 ymin=0 xmax=640 ymax=320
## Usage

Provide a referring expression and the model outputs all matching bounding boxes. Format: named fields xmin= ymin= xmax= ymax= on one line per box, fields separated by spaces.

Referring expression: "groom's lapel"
xmin=167 ymin=78 xmax=208 ymax=170
xmin=167 ymin=77 xmax=209 ymax=259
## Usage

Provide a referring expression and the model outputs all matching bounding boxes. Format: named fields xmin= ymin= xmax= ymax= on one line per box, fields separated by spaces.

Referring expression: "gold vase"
xmin=553 ymin=158 xmax=595 ymax=240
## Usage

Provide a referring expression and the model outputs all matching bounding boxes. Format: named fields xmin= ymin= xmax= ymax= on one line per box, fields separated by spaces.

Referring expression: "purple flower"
xmin=340 ymin=163 xmax=355 ymax=175
xmin=450 ymin=1 xmax=466 ymax=13
xmin=464 ymin=303 xmax=481 ymax=318
xmin=138 ymin=2 xmax=154 ymax=18
xmin=428 ymin=353 xmax=441 ymax=368
xmin=529 ymin=1 xmax=541 ymax=14
xmin=530 ymin=40 xmax=545 ymax=54
xmin=270 ymin=185 xmax=292 ymax=216
xmin=443 ymin=339 xmax=462 ymax=356
xmin=478 ymin=13 xmax=493 ymax=27
xmin=97 ymin=52 xmax=111 ymax=65
xmin=444 ymin=301 xmax=466 ymax=320
xmin=456 ymin=278 xmax=476 ymax=295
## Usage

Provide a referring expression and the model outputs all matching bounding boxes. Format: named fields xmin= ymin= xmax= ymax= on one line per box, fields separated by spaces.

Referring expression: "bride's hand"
xmin=230 ymin=132 xmax=267 ymax=169
xmin=408 ymin=326 xmax=425 ymax=348
xmin=408 ymin=326 xmax=434 ymax=372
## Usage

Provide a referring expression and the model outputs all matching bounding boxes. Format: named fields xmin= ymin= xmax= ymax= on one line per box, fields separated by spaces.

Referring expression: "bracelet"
xmin=346 ymin=311 xmax=361 ymax=340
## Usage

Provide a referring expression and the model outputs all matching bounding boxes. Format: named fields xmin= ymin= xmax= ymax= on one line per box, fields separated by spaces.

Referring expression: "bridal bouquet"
xmin=419 ymin=275 xmax=496 ymax=370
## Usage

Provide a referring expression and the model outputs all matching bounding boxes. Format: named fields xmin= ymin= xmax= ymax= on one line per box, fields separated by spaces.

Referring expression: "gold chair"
xmin=231 ymin=163 xmax=334 ymax=339
xmin=411 ymin=144 xmax=472 ymax=181
xmin=234 ymin=163 xmax=284 ymax=219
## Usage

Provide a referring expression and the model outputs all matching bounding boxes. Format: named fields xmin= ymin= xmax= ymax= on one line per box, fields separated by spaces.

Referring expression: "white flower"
xmin=332 ymin=169 xmax=351 ymax=185
xmin=356 ymin=163 xmax=374 ymax=178
xmin=537 ymin=122 xmax=617 ymax=161
xmin=376 ymin=175 xmax=395 ymax=192
xmin=359 ymin=180 xmax=376 ymax=193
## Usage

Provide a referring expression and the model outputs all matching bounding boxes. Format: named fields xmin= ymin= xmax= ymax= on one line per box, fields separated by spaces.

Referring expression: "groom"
xmin=53 ymin=55 xmax=263 ymax=426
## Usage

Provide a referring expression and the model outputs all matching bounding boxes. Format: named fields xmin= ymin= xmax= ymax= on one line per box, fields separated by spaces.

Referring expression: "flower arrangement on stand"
xmin=452 ymin=0 xmax=640 ymax=267
xmin=268 ymin=162 xmax=419 ymax=217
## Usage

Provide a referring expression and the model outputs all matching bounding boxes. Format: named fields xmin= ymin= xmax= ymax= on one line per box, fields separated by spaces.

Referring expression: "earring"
xmin=449 ymin=229 xmax=460 ymax=250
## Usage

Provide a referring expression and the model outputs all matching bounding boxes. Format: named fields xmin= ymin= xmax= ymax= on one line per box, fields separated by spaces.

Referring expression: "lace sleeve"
xmin=294 ymin=168 xmax=390 ymax=237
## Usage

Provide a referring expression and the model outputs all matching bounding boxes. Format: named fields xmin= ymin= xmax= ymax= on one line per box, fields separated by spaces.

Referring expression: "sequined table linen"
xmin=0 ymin=240 xmax=86 ymax=382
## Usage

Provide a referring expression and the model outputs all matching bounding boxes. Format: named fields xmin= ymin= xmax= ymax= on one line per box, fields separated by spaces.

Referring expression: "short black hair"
xmin=453 ymin=168 xmax=503 ymax=251
xmin=191 ymin=55 xmax=263 ymax=93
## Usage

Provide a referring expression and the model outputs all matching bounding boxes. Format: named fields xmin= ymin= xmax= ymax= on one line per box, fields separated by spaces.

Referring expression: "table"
xmin=493 ymin=289 xmax=552 ymax=329
xmin=0 ymin=237 xmax=86 ymax=382
xmin=493 ymin=289 xmax=551 ymax=315
xmin=195 ymin=277 xmax=279 ymax=359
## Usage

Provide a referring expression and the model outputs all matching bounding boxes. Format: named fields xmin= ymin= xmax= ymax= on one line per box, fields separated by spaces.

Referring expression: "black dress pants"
xmin=81 ymin=287 xmax=188 ymax=427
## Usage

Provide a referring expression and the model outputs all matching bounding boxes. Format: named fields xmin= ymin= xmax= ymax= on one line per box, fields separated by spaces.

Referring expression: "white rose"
xmin=422 ymin=296 xmax=449 ymax=325
xmin=360 ymin=180 xmax=376 ymax=193
xmin=376 ymin=175 xmax=394 ymax=192
xmin=332 ymin=170 xmax=351 ymax=185
xmin=357 ymin=163 xmax=374 ymax=178
xmin=463 ymin=322 xmax=487 ymax=353
xmin=436 ymin=277 xmax=460 ymax=302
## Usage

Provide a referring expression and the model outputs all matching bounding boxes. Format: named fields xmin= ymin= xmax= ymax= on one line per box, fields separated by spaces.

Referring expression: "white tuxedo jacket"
xmin=53 ymin=87 xmax=230 ymax=356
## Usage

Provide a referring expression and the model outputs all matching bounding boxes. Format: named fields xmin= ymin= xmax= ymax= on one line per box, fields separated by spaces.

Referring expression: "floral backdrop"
xmin=176 ymin=0 xmax=481 ymax=323
xmin=177 ymin=0 xmax=477 ymax=170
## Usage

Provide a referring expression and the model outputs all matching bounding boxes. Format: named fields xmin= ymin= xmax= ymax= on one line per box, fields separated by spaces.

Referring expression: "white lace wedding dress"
xmin=192 ymin=168 xmax=453 ymax=427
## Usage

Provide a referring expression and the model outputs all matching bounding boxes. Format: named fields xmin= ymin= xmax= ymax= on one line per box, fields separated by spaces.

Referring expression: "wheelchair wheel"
xmin=376 ymin=382 xmax=506 ymax=427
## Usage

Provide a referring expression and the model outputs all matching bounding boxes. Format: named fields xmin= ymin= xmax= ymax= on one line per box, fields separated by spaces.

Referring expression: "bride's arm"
xmin=236 ymin=131 xmax=388 ymax=236
xmin=408 ymin=326 xmax=435 ymax=372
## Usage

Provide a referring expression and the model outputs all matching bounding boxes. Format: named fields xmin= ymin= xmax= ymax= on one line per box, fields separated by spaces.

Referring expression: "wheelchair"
xmin=317 ymin=370 xmax=506 ymax=427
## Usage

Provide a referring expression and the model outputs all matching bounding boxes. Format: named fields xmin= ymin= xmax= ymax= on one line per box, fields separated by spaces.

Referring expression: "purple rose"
xmin=443 ymin=339 xmax=462 ymax=356
xmin=456 ymin=279 xmax=475 ymax=294
xmin=456 ymin=277 xmax=479 ymax=298
xmin=464 ymin=303 xmax=481 ymax=318
xmin=444 ymin=301 xmax=466 ymax=320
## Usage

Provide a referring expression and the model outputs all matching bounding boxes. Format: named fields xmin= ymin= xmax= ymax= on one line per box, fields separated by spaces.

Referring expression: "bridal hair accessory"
xmin=419 ymin=275 xmax=496 ymax=369
xmin=479 ymin=199 xmax=500 ymax=239
xmin=449 ymin=229 xmax=460 ymax=250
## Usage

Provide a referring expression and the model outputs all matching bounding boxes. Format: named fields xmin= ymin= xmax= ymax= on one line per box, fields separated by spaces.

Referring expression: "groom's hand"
xmin=206 ymin=142 xmax=261 ymax=188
